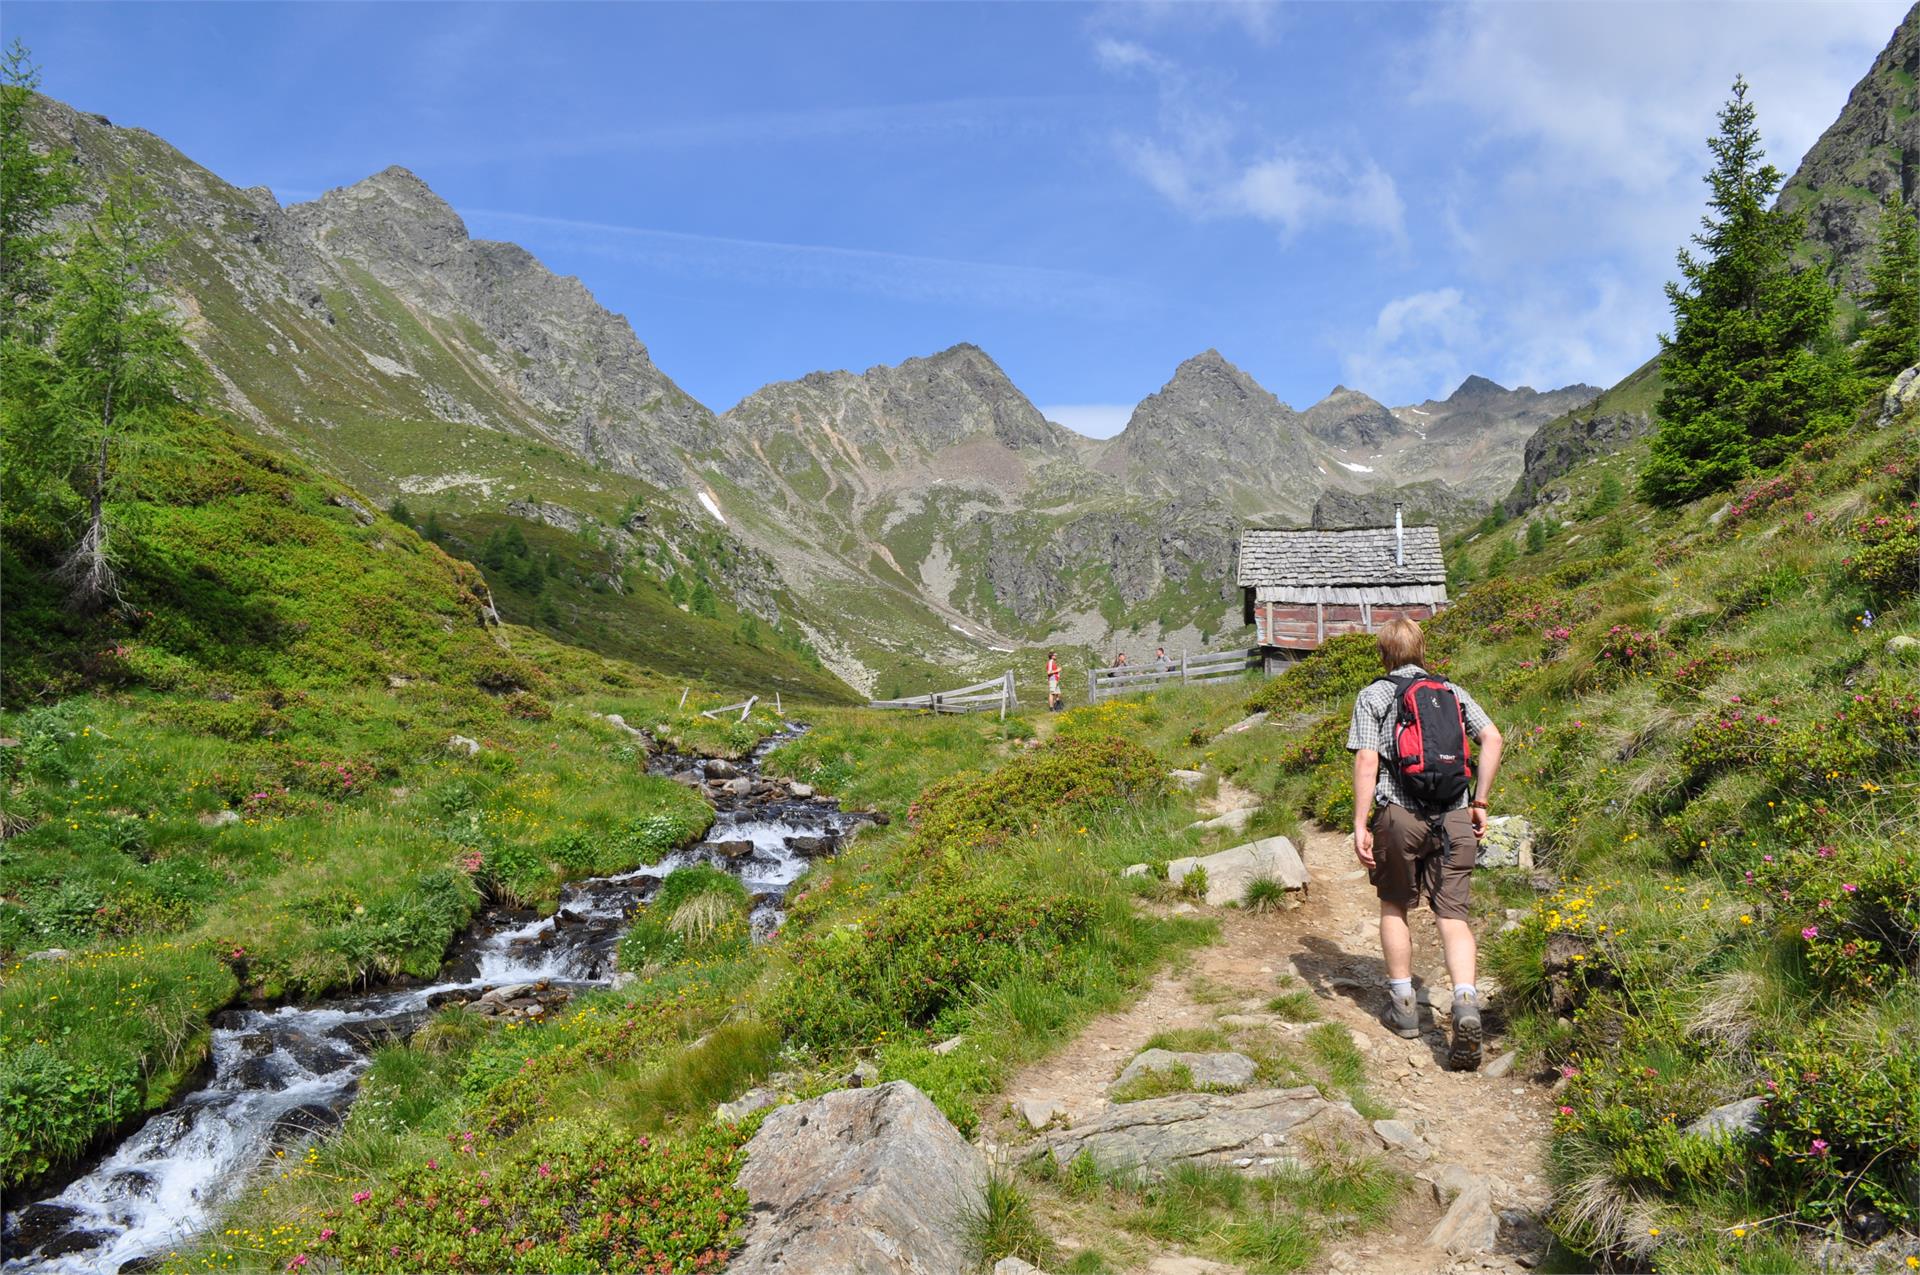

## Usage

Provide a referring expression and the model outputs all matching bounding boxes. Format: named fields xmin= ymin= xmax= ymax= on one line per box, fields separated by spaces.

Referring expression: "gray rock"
xmin=446 ymin=734 xmax=481 ymax=756
xmin=847 ymin=1058 xmax=881 ymax=1088
xmin=1166 ymin=837 xmax=1308 ymax=906
xmin=930 ymin=1035 xmax=965 ymax=1056
xmin=1220 ymin=711 xmax=1269 ymax=735
xmin=1168 ymin=769 xmax=1208 ymax=790
xmin=723 ymin=777 xmax=753 ymax=797
xmin=1426 ymin=1163 xmax=1483 ymax=1207
xmin=1015 ymin=1097 xmax=1067 ymax=1130
xmin=789 ymin=782 xmax=815 ymax=799
xmin=1879 ymin=364 xmax=1920 ymax=426
xmin=1887 ymin=634 xmax=1919 ymax=660
xmin=1113 ymin=1050 xmax=1257 ymax=1096
xmin=1183 ymin=808 xmax=1254 ymax=836
xmin=717 ymin=1087 xmax=778 ymax=1122
xmin=198 ymin=809 xmax=242 ymax=828
xmin=1476 ymin=816 xmax=1534 ymax=870
xmin=1497 ymin=1208 xmax=1554 ymax=1264
xmin=1370 ymin=1118 xmax=1431 ymax=1161
xmin=732 ymin=1081 xmax=987 ymax=1274
xmin=1426 ymin=1178 xmax=1499 ymax=1255
xmin=1035 ymin=1086 xmax=1373 ymax=1181
xmin=24 ymin=948 xmax=71 ymax=962
xmin=992 ymin=1259 xmax=1045 ymax=1275
xmin=1684 ymin=1096 xmax=1766 ymax=1140
xmin=478 ymin=981 xmax=535 ymax=1003
xmin=705 ymin=758 xmax=740 ymax=779
xmin=1483 ymin=1050 xmax=1518 ymax=1079
xmin=1122 ymin=863 xmax=1152 ymax=879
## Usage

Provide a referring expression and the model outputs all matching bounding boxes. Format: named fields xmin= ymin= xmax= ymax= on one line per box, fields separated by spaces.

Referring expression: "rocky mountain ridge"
xmin=26 ymin=91 xmax=1611 ymax=690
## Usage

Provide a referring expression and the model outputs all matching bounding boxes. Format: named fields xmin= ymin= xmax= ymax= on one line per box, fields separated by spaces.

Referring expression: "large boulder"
xmin=1112 ymin=1050 xmax=1257 ymax=1096
xmin=732 ymin=1080 xmax=987 ymax=1274
xmin=1034 ymin=1085 xmax=1371 ymax=1180
xmin=1476 ymin=816 xmax=1534 ymax=870
xmin=1166 ymin=837 xmax=1308 ymax=906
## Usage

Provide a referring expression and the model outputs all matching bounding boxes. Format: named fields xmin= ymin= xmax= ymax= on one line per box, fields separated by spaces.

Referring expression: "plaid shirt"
xmin=1347 ymin=665 xmax=1494 ymax=812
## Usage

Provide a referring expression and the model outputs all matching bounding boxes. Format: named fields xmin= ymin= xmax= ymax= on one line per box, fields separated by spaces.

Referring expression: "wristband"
xmin=1469 ymin=799 xmax=1489 ymax=810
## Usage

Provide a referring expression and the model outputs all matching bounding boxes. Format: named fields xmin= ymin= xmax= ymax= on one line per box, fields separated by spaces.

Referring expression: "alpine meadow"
xmin=0 ymin=7 xmax=1916 ymax=1275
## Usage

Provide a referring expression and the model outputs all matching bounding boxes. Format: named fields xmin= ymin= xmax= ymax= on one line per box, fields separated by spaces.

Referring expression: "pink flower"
xmin=353 ymin=1191 xmax=372 ymax=1205
xmin=1842 ymin=883 xmax=1858 ymax=893
xmin=286 ymin=1258 xmax=308 ymax=1272
xmin=427 ymin=1159 xmax=438 ymax=1169
xmin=1802 ymin=926 xmax=1819 ymax=941
xmin=318 ymin=1230 xmax=335 ymax=1242
xmin=1558 ymin=1105 xmax=1574 ymax=1116
xmin=1810 ymin=1139 xmax=1830 ymax=1156
xmin=1559 ymin=1064 xmax=1581 ymax=1078
xmin=537 ymin=1162 xmax=552 ymax=1178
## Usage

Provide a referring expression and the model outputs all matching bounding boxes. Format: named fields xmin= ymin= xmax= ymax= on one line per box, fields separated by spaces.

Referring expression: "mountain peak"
xmin=294 ymin=165 xmax=468 ymax=250
xmin=1447 ymin=374 xmax=1509 ymax=401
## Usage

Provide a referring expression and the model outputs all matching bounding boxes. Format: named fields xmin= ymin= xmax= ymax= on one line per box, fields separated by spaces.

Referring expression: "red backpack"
xmin=1377 ymin=673 xmax=1474 ymax=813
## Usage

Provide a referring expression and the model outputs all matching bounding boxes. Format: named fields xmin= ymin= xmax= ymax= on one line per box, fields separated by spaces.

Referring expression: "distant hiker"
xmin=1154 ymin=646 xmax=1169 ymax=669
xmin=1347 ymin=618 xmax=1504 ymax=1071
xmin=1112 ymin=651 xmax=1129 ymax=668
xmin=1046 ymin=651 xmax=1063 ymax=712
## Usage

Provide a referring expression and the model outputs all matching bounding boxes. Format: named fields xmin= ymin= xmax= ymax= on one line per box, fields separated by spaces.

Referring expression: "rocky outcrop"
xmin=1476 ymin=816 xmax=1535 ymax=870
xmin=732 ymin=1081 xmax=986 ymax=1274
xmin=1502 ymin=408 xmax=1652 ymax=514
xmin=1112 ymin=1050 xmax=1258 ymax=1095
xmin=1780 ymin=6 xmax=1920 ymax=294
xmin=1310 ymin=480 xmax=1481 ymax=530
xmin=1033 ymin=1086 xmax=1375 ymax=1180
xmin=1302 ymin=385 xmax=1404 ymax=449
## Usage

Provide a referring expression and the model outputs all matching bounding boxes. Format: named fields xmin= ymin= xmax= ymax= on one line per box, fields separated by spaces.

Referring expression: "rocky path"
xmin=1001 ymin=818 xmax=1555 ymax=1275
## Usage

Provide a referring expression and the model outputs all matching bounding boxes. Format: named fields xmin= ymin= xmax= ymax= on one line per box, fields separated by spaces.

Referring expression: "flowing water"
xmin=2 ymin=729 xmax=865 ymax=1274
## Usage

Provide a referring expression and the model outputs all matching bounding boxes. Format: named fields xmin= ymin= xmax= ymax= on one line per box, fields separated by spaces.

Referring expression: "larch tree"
xmin=1853 ymin=191 xmax=1920 ymax=385
xmin=1641 ymin=77 xmax=1853 ymax=506
xmin=48 ymin=178 xmax=194 ymax=613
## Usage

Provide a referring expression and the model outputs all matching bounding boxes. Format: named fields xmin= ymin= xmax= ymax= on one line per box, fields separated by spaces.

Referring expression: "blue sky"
xmin=6 ymin=1 xmax=1904 ymax=434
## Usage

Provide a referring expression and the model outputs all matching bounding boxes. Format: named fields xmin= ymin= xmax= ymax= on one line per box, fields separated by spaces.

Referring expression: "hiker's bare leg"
xmin=1379 ymin=901 xmax=1413 ymax=980
xmin=1436 ymin=916 xmax=1477 ymax=988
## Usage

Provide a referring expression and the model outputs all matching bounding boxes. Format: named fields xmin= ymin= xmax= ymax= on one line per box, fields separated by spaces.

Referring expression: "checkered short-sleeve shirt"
xmin=1346 ymin=664 xmax=1494 ymax=811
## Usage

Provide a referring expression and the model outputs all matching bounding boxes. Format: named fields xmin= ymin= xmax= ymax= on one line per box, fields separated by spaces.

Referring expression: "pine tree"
xmin=48 ymin=178 xmax=194 ymax=612
xmin=1854 ymin=192 xmax=1920 ymax=384
xmin=1641 ymin=77 xmax=1853 ymax=506
xmin=1525 ymin=519 xmax=1549 ymax=554
xmin=419 ymin=510 xmax=446 ymax=543
xmin=1586 ymin=472 xmax=1625 ymax=518
xmin=387 ymin=499 xmax=414 ymax=527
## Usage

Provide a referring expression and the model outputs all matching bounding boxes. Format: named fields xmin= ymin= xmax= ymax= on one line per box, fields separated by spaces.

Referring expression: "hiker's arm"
xmin=1352 ymin=749 xmax=1379 ymax=866
xmin=1470 ymin=724 xmax=1504 ymax=837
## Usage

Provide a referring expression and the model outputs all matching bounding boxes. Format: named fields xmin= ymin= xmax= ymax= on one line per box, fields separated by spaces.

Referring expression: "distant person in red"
xmin=1046 ymin=651 xmax=1062 ymax=711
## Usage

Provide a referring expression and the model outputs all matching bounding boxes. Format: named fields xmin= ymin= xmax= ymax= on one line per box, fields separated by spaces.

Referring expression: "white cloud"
xmin=1096 ymin=37 xmax=1405 ymax=245
xmin=1342 ymin=288 xmax=1483 ymax=404
xmin=1041 ymin=403 xmax=1136 ymax=438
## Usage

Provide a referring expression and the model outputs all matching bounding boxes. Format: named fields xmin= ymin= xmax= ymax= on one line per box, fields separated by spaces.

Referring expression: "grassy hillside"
xmin=1230 ymin=410 xmax=1916 ymax=1269
xmin=0 ymin=406 xmax=839 ymax=1190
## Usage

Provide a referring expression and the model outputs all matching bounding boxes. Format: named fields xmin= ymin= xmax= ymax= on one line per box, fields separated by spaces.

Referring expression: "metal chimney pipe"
xmin=1394 ymin=502 xmax=1404 ymax=566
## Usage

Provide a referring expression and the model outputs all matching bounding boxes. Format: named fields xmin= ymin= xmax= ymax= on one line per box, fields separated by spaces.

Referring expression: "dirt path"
xmin=1002 ymin=823 xmax=1554 ymax=1275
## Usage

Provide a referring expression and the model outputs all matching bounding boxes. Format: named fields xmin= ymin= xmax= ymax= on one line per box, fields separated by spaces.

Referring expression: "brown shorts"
xmin=1369 ymin=803 xmax=1476 ymax=920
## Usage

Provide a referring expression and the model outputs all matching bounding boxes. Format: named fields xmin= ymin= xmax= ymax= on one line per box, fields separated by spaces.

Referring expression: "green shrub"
xmin=1758 ymin=1021 xmax=1919 ymax=1224
xmin=877 ymin=1041 xmax=998 ymax=1137
xmin=766 ymin=875 xmax=1097 ymax=1047
xmin=309 ymin=1120 xmax=752 ymax=1273
xmin=618 ymin=864 xmax=752 ymax=971
xmin=909 ymin=734 xmax=1166 ymax=860
xmin=1244 ymin=633 xmax=1379 ymax=718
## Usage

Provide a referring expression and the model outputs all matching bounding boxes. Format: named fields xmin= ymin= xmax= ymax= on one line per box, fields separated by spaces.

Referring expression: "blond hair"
xmin=1376 ymin=618 xmax=1425 ymax=670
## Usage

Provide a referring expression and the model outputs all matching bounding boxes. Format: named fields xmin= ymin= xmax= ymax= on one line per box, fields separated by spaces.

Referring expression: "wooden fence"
xmin=1088 ymin=648 xmax=1261 ymax=704
xmin=869 ymin=670 xmax=1018 ymax=719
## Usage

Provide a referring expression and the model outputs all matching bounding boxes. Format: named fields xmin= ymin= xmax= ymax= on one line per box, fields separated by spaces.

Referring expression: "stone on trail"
xmin=992 ymin=1260 xmax=1046 ymax=1275
xmin=733 ymin=1081 xmax=987 ymax=1275
xmin=1184 ymin=808 xmax=1254 ymax=835
xmin=1476 ymin=816 xmax=1535 ymax=870
xmin=1370 ymin=1118 xmax=1431 ymax=1161
xmin=1683 ymin=1096 xmax=1765 ymax=1140
xmin=930 ymin=1035 xmax=966 ymax=1056
xmin=1426 ymin=1177 xmax=1500 ymax=1255
xmin=1121 ymin=863 xmax=1152 ymax=878
xmin=1015 ymin=1096 xmax=1068 ymax=1130
xmin=1168 ymin=769 xmax=1208 ymax=790
xmin=1035 ymin=1086 xmax=1374 ymax=1181
xmin=1483 ymin=1050 xmax=1517 ymax=1079
xmin=1113 ymin=1050 xmax=1257 ymax=1095
xmin=1165 ymin=837 xmax=1308 ymax=906
xmin=1424 ymin=1162 xmax=1483 ymax=1206
xmin=1220 ymin=711 xmax=1269 ymax=735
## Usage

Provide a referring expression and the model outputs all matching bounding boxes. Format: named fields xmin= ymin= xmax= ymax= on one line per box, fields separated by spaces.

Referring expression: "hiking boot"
xmin=1382 ymin=988 xmax=1419 ymax=1038
xmin=1449 ymin=990 xmax=1483 ymax=1071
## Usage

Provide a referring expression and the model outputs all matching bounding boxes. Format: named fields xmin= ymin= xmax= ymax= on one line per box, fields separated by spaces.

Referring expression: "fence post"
xmin=1181 ymin=649 xmax=1189 ymax=685
xmin=1087 ymin=669 xmax=1097 ymax=706
xmin=739 ymin=695 xmax=758 ymax=723
xmin=678 ymin=687 xmax=689 ymax=709
xmin=774 ymin=691 xmax=782 ymax=715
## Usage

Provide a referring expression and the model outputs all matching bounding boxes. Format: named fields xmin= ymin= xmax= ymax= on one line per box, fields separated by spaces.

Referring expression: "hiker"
xmin=1046 ymin=650 xmax=1062 ymax=711
xmin=1347 ymin=618 xmax=1504 ymax=1070
xmin=1154 ymin=646 xmax=1169 ymax=670
xmin=1111 ymin=651 xmax=1129 ymax=668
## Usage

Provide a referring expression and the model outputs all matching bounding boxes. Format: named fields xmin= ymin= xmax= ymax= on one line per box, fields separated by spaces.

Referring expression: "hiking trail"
xmin=997 ymin=803 xmax=1556 ymax=1275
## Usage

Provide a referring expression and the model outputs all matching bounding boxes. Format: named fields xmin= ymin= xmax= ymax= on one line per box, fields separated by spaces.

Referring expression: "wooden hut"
xmin=1237 ymin=511 xmax=1448 ymax=666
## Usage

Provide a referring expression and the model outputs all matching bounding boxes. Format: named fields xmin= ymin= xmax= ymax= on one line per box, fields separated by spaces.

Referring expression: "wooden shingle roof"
xmin=1236 ymin=525 xmax=1446 ymax=588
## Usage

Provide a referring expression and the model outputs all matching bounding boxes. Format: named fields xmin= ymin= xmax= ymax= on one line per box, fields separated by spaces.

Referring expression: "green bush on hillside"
xmin=1243 ymin=633 xmax=1379 ymax=719
xmin=908 ymin=734 xmax=1167 ymax=860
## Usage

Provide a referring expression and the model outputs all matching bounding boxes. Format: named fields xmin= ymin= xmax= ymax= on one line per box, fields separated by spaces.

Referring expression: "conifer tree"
xmin=49 ymin=179 xmax=194 ymax=612
xmin=1641 ymin=77 xmax=1852 ymax=506
xmin=1854 ymin=191 xmax=1920 ymax=384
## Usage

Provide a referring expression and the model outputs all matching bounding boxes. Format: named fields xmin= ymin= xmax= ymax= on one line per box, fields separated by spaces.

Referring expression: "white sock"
xmin=1453 ymin=983 xmax=1478 ymax=1001
xmin=1387 ymin=977 xmax=1414 ymax=999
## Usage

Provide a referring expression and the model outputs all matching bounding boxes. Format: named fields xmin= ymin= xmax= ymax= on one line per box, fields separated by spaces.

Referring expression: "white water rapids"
xmin=2 ymin=730 xmax=865 ymax=1274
